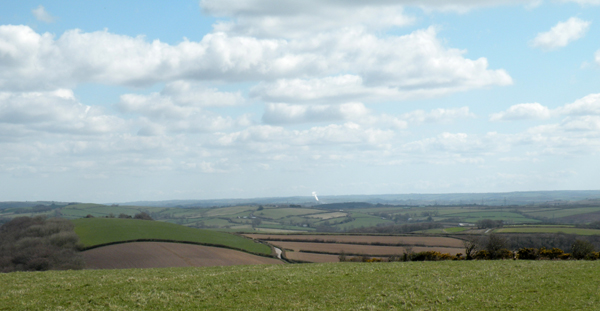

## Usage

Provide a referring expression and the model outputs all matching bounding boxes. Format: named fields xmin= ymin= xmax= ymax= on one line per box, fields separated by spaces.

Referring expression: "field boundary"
xmin=251 ymin=237 xmax=460 ymax=248
xmin=80 ymin=239 xmax=280 ymax=260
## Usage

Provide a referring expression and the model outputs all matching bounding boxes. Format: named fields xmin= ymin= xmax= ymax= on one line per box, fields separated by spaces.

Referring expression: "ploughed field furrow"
xmin=83 ymin=242 xmax=282 ymax=269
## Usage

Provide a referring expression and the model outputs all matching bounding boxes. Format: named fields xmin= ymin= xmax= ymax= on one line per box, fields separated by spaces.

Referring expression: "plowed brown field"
xmin=83 ymin=242 xmax=282 ymax=269
xmin=272 ymin=241 xmax=463 ymax=256
xmin=246 ymin=234 xmax=464 ymax=247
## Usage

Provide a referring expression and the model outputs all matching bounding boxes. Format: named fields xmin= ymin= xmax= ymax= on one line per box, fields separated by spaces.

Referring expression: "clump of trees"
xmin=476 ymin=219 xmax=504 ymax=229
xmin=133 ymin=212 xmax=153 ymax=220
xmin=0 ymin=216 xmax=84 ymax=273
xmin=349 ymin=222 xmax=443 ymax=234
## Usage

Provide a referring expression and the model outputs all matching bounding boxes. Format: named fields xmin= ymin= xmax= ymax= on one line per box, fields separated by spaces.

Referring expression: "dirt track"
xmin=83 ymin=242 xmax=282 ymax=269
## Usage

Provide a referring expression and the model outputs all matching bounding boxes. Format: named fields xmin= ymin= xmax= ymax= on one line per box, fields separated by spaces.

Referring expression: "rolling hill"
xmin=72 ymin=218 xmax=272 ymax=256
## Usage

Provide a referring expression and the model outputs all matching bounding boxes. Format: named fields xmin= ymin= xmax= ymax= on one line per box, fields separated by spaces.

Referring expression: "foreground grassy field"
xmin=1 ymin=261 xmax=599 ymax=310
xmin=72 ymin=218 xmax=271 ymax=255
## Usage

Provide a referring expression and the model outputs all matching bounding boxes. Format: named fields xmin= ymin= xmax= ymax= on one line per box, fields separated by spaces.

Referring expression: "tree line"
xmin=0 ymin=216 xmax=84 ymax=273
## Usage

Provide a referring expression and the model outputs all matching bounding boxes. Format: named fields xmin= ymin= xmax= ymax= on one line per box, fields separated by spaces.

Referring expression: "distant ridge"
xmin=118 ymin=190 xmax=600 ymax=208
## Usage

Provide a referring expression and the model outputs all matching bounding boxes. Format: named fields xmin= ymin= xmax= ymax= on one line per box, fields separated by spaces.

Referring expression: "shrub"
xmin=571 ymin=240 xmax=595 ymax=260
xmin=559 ymin=253 xmax=571 ymax=260
xmin=539 ymin=247 xmax=564 ymax=260
xmin=134 ymin=212 xmax=153 ymax=221
xmin=474 ymin=250 xmax=490 ymax=260
xmin=517 ymin=248 xmax=538 ymax=260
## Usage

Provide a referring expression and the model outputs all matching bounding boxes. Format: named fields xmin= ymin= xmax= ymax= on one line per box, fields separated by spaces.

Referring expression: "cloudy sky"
xmin=1 ymin=1 xmax=600 ymax=202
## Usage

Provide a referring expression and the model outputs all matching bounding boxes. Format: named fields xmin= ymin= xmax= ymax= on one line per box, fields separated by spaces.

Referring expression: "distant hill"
xmin=119 ymin=190 xmax=600 ymax=208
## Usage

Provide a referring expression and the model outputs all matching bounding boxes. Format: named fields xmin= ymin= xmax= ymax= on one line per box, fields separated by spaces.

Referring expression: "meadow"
xmin=1 ymin=261 xmax=599 ymax=310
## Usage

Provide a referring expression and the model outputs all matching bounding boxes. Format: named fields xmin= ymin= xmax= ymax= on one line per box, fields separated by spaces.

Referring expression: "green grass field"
xmin=496 ymin=227 xmax=600 ymax=235
xmin=72 ymin=218 xmax=271 ymax=255
xmin=1 ymin=261 xmax=599 ymax=310
xmin=524 ymin=206 xmax=600 ymax=219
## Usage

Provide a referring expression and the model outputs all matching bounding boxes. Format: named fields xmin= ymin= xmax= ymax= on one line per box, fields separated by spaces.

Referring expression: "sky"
xmin=1 ymin=1 xmax=600 ymax=203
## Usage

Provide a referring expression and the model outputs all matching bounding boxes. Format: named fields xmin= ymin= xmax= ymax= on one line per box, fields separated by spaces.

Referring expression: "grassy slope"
xmin=72 ymin=218 xmax=271 ymax=255
xmin=1 ymin=261 xmax=600 ymax=310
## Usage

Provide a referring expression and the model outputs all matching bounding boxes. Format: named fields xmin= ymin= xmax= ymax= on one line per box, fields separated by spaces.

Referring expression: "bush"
xmin=134 ymin=212 xmax=153 ymax=221
xmin=571 ymin=240 xmax=595 ymax=260
xmin=517 ymin=248 xmax=538 ymax=260
xmin=539 ymin=247 xmax=564 ymax=260
xmin=474 ymin=250 xmax=490 ymax=260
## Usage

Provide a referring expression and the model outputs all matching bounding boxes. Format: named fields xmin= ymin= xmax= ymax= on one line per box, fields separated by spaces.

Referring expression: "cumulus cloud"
xmin=251 ymin=28 xmax=512 ymax=103
xmin=490 ymin=103 xmax=552 ymax=121
xmin=217 ymin=122 xmax=394 ymax=149
xmin=0 ymin=25 xmax=511 ymax=101
xmin=202 ymin=0 xmax=543 ymax=36
xmin=117 ymin=92 xmax=250 ymax=134
xmin=0 ymin=25 xmax=303 ymax=90
xmin=561 ymin=0 xmax=600 ymax=5
xmin=557 ymin=93 xmax=600 ymax=116
xmin=32 ymin=5 xmax=55 ymax=23
xmin=401 ymin=107 xmax=475 ymax=124
xmin=0 ymin=89 xmax=125 ymax=136
xmin=262 ymin=102 xmax=369 ymax=124
xmin=530 ymin=17 xmax=590 ymax=50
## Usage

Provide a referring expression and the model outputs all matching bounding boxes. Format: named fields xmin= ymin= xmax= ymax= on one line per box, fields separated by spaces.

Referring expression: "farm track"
xmin=83 ymin=242 xmax=283 ymax=269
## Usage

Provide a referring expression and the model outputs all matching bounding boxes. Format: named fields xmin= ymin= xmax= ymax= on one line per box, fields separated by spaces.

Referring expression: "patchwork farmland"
xmin=245 ymin=234 xmax=466 ymax=262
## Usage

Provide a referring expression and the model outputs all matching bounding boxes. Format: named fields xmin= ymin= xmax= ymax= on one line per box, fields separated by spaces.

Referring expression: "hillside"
xmin=1 ymin=261 xmax=599 ymax=309
xmin=72 ymin=218 xmax=271 ymax=255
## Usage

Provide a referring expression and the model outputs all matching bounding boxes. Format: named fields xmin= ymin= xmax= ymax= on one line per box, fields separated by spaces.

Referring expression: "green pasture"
xmin=496 ymin=227 xmax=600 ymax=235
xmin=524 ymin=206 xmax=600 ymax=219
xmin=257 ymin=207 xmax=326 ymax=219
xmin=334 ymin=212 xmax=393 ymax=230
xmin=204 ymin=205 xmax=257 ymax=217
xmin=2 ymin=261 xmax=600 ymax=310
xmin=72 ymin=218 xmax=271 ymax=255
xmin=443 ymin=211 xmax=537 ymax=224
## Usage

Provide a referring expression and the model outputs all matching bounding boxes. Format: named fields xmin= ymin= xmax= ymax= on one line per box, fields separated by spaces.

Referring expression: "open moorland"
xmin=1 ymin=261 xmax=600 ymax=310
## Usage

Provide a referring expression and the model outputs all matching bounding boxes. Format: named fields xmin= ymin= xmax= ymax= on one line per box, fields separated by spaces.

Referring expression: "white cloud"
xmin=557 ymin=93 xmax=600 ymax=116
xmin=561 ymin=0 xmax=600 ymax=5
xmin=117 ymin=94 xmax=250 ymax=134
xmin=202 ymin=0 xmax=543 ymax=34
xmin=262 ymin=102 xmax=369 ymax=124
xmin=0 ymin=25 xmax=511 ymax=100
xmin=490 ymin=103 xmax=552 ymax=121
xmin=32 ymin=5 xmax=55 ymax=23
xmin=401 ymin=107 xmax=475 ymax=124
xmin=217 ymin=122 xmax=394 ymax=150
xmin=251 ymin=75 xmax=401 ymax=104
xmin=0 ymin=89 xmax=125 ymax=135
xmin=530 ymin=17 xmax=590 ymax=50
